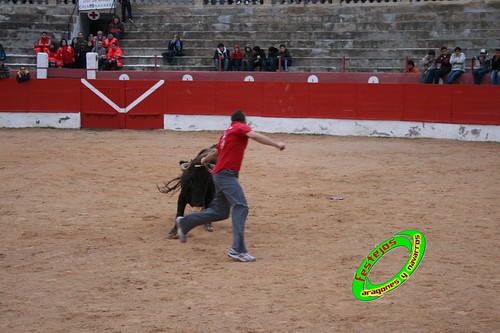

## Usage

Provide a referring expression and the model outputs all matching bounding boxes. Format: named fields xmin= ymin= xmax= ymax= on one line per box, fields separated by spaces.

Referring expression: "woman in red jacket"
xmin=47 ymin=43 xmax=62 ymax=68
xmin=58 ymin=39 xmax=76 ymax=68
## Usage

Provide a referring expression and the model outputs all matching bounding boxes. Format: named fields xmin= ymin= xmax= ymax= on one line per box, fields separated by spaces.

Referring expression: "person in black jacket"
xmin=252 ymin=46 xmax=268 ymax=71
xmin=213 ymin=43 xmax=230 ymax=71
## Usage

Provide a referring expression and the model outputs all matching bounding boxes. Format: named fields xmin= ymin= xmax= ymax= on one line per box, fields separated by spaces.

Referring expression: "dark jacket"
xmin=213 ymin=47 xmax=230 ymax=60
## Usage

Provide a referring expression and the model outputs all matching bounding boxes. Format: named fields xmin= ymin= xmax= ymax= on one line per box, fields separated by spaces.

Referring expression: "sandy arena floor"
xmin=0 ymin=128 xmax=499 ymax=332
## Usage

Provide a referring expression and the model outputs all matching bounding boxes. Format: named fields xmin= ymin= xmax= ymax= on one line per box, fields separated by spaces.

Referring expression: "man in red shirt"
xmin=34 ymin=32 xmax=52 ymax=53
xmin=176 ymin=110 xmax=286 ymax=262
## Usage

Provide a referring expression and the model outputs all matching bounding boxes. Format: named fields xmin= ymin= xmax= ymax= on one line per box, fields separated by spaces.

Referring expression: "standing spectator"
xmin=175 ymin=110 xmax=286 ymax=263
xmin=447 ymin=47 xmax=466 ymax=84
xmin=420 ymin=50 xmax=436 ymax=83
xmin=71 ymin=37 xmax=83 ymax=68
xmin=121 ymin=0 xmax=134 ymax=23
xmin=34 ymin=32 xmax=52 ymax=54
xmin=404 ymin=60 xmax=419 ymax=73
xmin=213 ymin=43 xmax=230 ymax=71
xmin=0 ymin=60 xmax=9 ymax=79
xmin=267 ymin=46 xmax=279 ymax=72
xmin=108 ymin=15 xmax=125 ymax=40
xmin=230 ymin=44 xmax=243 ymax=71
xmin=0 ymin=44 xmax=6 ymax=61
xmin=47 ymin=43 xmax=62 ymax=68
xmin=434 ymin=46 xmax=451 ymax=84
xmin=252 ymin=46 xmax=268 ymax=71
xmin=278 ymin=44 xmax=292 ymax=72
xmin=103 ymin=42 xmax=124 ymax=71
xmin=58 ymin=39 xmax=76 ymax=68
xmin=92 ymin=40 xmax=107 ymax=70
xmin=472 ymin=49 xmax=491 ymax=85
xmin=103 ymin=33 xmax=118 ymax=50
xmin=16 ymin=66 xmax=31 ymax=83
xmin=490 ymin=48 xmax=500 ymax=85
xmin=161 ymin=34 xmax=183 ymax=65
xmin=241 ymin=44 xmax=254 ymax=71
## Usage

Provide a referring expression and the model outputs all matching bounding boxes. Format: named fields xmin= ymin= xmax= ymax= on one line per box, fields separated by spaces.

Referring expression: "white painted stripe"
xmin=163 ymin=115 xmax=500 ymax=142
xmin=125 ymin=80 xmax=164 ymax=112
xmin=81 ymin=78 xmax=124 ymax=113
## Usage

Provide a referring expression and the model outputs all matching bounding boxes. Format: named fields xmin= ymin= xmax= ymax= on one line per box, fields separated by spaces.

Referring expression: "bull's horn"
xmin=180 ymin=162 xmax=191 ymax=171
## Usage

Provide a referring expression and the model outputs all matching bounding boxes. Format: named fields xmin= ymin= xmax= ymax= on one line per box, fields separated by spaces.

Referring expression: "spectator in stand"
xmin=447 ymin=47 xmax=466 ymax=84
xmin=472 ymin=48 xmax=491 ymax=85
xmin=490 ymin=48 xmax=500 ymax=85
xmin=34 ymin=32 xmax=52 ymax=54
xmin=161 ymin=34 xmax=184 ymax=65
xmin=108 ymin=15 xmax=125 ymax=40
xmin=103 ymin=33 xmax=118 ymax=50
xmin=58 ymin=39 xmax=76 ymax=68
xmin=91 ymin=31 xmax=105 ymax=47
xmin=16 ymin=66 xmax=31 ymax=83
xmin=241 ymin=44 xmax=254 ymax=71
xmin=103 ymin=42 xmax=124 ymax=71
xmin=47 ymin=42 xmax=63 ymax=68
xmin=404 ymin=60 xmax=419 ymax=73
xmin=0 ymin=44 xmax=6 ymax=61
xmin=267 ymin=46 xmax=279 ymax=72
xmin=92 ymin=40 xmax=107 ymax=70
xmin=213 ymin=43 xmax=230 ymax=71
xmin=434 ymin=46 xmax=451 ymax=84
xmin=230 ymin=44 xmax=243 ymax=71
xmin=278 ymin=44 xmax=292 ymax=72
xmin=252 ymin=46 xmax=268 ymax=71
xmin=0 ymin=60 xmax=9 ymax=79
xmin=121 ymin=0 xmax=134 ymax=23
xmin=420 ymin=50 xmax=436 ymax=83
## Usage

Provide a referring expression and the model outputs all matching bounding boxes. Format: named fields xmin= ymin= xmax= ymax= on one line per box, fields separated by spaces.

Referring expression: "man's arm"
xmin=247 ymin=131 xmax=285 ymax=150
xmin=201 ymin=149 xmax=220 ymax=165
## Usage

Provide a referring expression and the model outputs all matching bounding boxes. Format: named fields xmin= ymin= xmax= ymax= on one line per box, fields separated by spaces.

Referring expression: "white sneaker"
xmin=228 ymin=248 xmax=256 ymax=262
xmin=176 ymin=216 xmax=187 ymax=243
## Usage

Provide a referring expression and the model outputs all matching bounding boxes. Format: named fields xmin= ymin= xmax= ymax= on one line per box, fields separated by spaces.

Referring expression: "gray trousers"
xmin=181 ymin=169 xmax=249 ymax=253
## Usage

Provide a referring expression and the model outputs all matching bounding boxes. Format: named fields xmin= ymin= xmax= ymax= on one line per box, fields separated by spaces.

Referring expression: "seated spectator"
xmin=91 ymin=31 xmax=105 ymax=46
xmin=0 ymin=44 xmax=6 ymax=61
xmin=278 ymin=44 xmax=292 ymax=72
xmin=108 ymin=15 xmax=125 ymax=40
xmin=34 ymin=32 xmax=52 ymax=54
xmin=103 ymin=33 xmax=118 ymax=50
xmin=213 ymin=43 xmax=230 ymax=71
xmin=102 ymin=42 xmax=124 ymax=70
xmin=404 ymin=60 xmax=419 ymax=73
xmin=420 ymin=50 xmax=436 ymax=84
xmin=252 ymin=46 xmax=268 ymax=71
xmin=0 ymin=60 xmax=9 ymax=79
xmin=230 ymin=44 xmax=243 ymax=71
xmin=267 ymin=46 xmax=279 ymax=72
xmin=241 ymin=44 xmax=254 ymax=71
xmin=58 ymin=39 xmax=76 ymax=68
xmin=16 ymin=66 xmax=31 ymax=83
xmin=47 ymin=43 xmax=63 ymax=68
xmin=162 ymin=34 xmax=184 ymax=65
xmin=472 ymin=49 xmax=491 ymax=85
xmin=92 ymin=40 xmax=107 ymax=70
xmin=434 ymin=46 xmax=451 ymax=84
xmin=490 ymin=48 xmax=500 ymax=85
xmin=447 ymin=47 xmax=466 ymax=84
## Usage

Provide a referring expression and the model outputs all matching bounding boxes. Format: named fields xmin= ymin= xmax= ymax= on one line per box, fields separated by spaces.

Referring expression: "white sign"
xmin=79 ymin=0 xmax=115 ymax=11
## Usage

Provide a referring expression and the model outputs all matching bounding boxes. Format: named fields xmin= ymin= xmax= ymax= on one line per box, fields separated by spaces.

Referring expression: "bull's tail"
xmin=157 ymin=176 xmax=182 ymax=194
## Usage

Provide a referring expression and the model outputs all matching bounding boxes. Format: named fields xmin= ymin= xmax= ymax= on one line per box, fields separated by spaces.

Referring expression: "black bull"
xmin=158 ymin=146 xmax=217 ymax=239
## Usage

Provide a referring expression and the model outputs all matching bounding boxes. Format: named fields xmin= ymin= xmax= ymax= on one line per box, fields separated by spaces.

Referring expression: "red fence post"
xmin=278 ymin=56 xmax=282 ymax=72
xmin=218 ymin=56 xmax=222 ymax=71
xmin=154 ymin=55 xmax=158 ymax=71
xmin=342 ymin=56 xmax=346 ymax=72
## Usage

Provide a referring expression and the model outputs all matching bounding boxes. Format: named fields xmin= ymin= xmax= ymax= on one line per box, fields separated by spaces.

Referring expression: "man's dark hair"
xmin=231 ymin=110 xmax=246 ymax=123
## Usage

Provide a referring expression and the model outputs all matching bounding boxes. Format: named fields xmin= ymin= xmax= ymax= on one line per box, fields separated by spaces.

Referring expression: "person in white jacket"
xmin=447 ymin=47 xmax=466 ymax=84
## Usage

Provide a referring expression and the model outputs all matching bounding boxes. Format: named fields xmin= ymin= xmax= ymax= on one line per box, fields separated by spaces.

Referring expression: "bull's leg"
xmin=167 ymin=218 xmax=179 ymax=239
xmin=204 ymin=223 xmax=213 ymax=232
xmin=167 ymin=196 xmax=189 ymax=239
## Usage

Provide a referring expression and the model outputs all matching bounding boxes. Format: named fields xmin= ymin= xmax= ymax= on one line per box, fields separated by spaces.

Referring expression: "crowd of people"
xmin=29 ymin=15 xmax=128 ymax=71
xmin=405 ymin=46 xmax=500 ymax=85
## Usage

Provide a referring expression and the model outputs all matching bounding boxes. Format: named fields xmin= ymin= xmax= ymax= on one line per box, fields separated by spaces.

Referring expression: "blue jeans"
xmin=490 ymin=70 xmax=500 ymax=85
xmin=447 ymin=70 xmax=463 ymax=84
xmin=180 ymin=170 xmax=250 ymax=253
xmin=214 ymin=58 xmax=229 ymax=71
xmin=473 ymin=68 xmax=489 ymax=85
xmin=420 ymin=69 xmax=436 ymax=84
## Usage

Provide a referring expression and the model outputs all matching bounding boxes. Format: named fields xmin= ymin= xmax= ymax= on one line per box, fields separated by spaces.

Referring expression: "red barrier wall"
xmin=0 ymin=78 xmax=498 ymax=129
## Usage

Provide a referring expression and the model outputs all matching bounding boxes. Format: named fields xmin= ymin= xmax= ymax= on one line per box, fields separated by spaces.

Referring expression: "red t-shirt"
xmin=212 ymin=121 xmax=251 ymax=174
